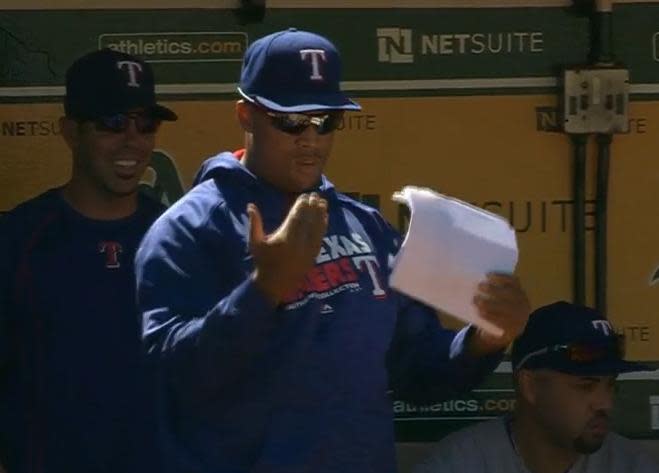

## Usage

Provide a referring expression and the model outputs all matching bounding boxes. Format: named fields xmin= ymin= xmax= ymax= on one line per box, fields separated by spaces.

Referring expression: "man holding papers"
xmin=135 ymin=28 xmax=531 ymax=473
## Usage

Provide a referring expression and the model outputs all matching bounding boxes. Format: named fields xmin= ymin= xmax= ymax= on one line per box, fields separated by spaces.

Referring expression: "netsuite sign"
xmin=377 ymin=27 xmax=545 ymax=64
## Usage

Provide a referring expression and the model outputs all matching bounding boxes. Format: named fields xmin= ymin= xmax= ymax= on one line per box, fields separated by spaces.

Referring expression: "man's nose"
xmin=296 ymin=122 xmax=323 ymax=145
xmin=592 ymin=379 xmax=615 ymax=412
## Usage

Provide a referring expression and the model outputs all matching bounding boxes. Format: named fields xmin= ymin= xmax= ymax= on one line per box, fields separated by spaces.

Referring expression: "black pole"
xmin=592 ymin=3 xmax=614 ymax=315
xmin=571 ymin=134 xmax=588 ymax=305
xmin=595 ymin=133 xmax=612 ymax=315
xmin=590 ymin=11 xmax=614 ymax=64
xmin=234 ymin=0 xmax=266 ymax=24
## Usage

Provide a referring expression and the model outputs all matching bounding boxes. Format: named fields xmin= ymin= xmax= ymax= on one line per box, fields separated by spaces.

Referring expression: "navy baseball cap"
xmin=237 ymin=28 xmax=361 ymax=112
xmin=512 ymin=301 xmax=651 ymax=376
xmin=65 ymin=48 xmax=177 ymax=121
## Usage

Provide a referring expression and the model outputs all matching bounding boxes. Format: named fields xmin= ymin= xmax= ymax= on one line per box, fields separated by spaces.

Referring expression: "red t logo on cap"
xmin=300 ymin=49 xmax=326 ymax=81
xmin=117 ymin=61 xmax=143 ymax=88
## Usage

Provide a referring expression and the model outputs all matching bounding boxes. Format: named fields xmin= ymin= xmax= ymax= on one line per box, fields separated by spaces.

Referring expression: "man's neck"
xmin=511 ymin=414 xmax=580 ymax=473
xmin=61 ymin=180 xmax=138 ymax=220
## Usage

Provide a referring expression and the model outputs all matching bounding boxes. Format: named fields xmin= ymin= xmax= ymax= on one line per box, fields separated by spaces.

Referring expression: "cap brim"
xmin=150 ymin=104 xmax=178 ymax=121
xmin=556 ymin=359 xmax=654 ymax=376
xmin=238 ymin=87 xmax=361 ymax=112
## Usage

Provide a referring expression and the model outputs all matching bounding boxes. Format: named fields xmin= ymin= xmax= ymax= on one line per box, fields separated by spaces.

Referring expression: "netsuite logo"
xmin=377 ymin=27 xmax=414 ymax=63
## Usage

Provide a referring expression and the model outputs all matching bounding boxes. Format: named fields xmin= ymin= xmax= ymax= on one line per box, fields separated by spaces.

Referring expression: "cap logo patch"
xmin=300 ymin=49 xmax=326 ymax=81
xmin=117 ymin=60 xmax=143 ymax=88
xmin=592 ymin=320 xmax=613 ymax=336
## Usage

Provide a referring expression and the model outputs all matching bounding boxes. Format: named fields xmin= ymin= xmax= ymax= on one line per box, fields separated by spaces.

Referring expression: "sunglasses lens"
xmin=95 ymin=114 xmax=129 ymax=132
xmin=135 ymin=115 xmax=161 ymax=133
xmin=567 ymin=345 xmax=606 ymax=362
xmin=271 ymin=114 xmax=310 ymax=134
xmin=317 ymin=112 xmax=343 ymax=135
xmin=566 ymin=337 xmax=623 ymax=363
xmin=94 ymin=113 xmax=160 ymax=134
xmin=267 ymin=110 xmax=344 ymax=135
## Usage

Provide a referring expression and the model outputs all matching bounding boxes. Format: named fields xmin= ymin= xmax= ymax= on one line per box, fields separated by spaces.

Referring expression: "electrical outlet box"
xmin=563 ymin=68 xmax=629 ymax=134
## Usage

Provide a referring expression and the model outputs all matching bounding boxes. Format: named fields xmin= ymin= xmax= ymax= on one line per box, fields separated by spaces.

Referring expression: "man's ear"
xmin=60 ymin=116 xmax=81 ymax=151
xmin=517 ymin=369 xmax=538 ymax=406
xmin=236 ymin=100 xmax=255 ymax=133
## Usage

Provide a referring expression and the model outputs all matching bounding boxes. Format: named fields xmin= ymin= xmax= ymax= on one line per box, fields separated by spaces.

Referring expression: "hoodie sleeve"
xmin=378 ymin=218 xmax=502 ymax=403
xmin=386 ymin=294 xmax=502 ymax=403
xmin=135 ymin=198 xmax=278 ymax=400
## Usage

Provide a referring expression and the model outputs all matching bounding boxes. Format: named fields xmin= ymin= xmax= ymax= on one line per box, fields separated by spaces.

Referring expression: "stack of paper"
xmin=390 ymin=186 xmax=518 ymax=336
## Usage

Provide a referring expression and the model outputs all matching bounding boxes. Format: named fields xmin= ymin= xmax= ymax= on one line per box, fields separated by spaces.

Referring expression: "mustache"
xmin=587 ymin=411 xmax=610 ymax=425
xmin=294 ymin=150 xmax=324 ymax=158
xmin=115 ymin=145 xmax=147 ymax=155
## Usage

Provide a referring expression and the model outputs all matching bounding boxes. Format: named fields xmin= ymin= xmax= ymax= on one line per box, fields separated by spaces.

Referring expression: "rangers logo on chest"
xmin=282 ymin=232 xmax=387 ymax=309
xmin=99 ymin=241 xmax=123 ymax=269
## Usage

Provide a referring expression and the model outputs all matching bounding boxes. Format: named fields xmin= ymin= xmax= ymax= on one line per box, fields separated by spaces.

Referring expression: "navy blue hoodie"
xmin=136 ymin=153 xmax=501 ymax=473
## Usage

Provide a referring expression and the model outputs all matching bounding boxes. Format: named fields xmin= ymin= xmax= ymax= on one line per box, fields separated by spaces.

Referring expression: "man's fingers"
xmin=478 ymin=275 xmax=527 ymax=300
xmin=307 ymin=194 xmax=329 ymax=241
xmin=308 ymin=192 xmax=321 ymax=206
xmin=309 ymin=213 xmax=328 ymax=246
xmin=309 ymin=193 xmax=329 ymax=219
xmin=248 ymin=203 xmax=265 ymax=248
xmin=474 ymin=289 xmax=528 ymax=311
xmin=292 ymin=193 xmax=312 ymax=214
xmin=476 ymin=287 xmax=524 ymax=307
xmin=474 ymin=298 xmax=514 ymax=320
xmin=484 ymin=273 xmax=520 ymax=288
xmin=284 ymin=193 xmax=313 ymax=231
xmin=284 ymin=193 xmax=328 ymax=241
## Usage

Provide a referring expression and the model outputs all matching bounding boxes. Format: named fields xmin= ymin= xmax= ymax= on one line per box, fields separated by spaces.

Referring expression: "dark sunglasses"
xmin=262 ymin=109 xmax=344 ymax=135
xmin=92 ymin=112 xmax=161 ymax=134
xmin=516 ymin=335 xmax=625 ymax=370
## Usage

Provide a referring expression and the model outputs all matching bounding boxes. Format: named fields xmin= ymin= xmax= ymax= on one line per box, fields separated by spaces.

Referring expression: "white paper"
xmin=390 ymin=186 xmax=518 ymax=336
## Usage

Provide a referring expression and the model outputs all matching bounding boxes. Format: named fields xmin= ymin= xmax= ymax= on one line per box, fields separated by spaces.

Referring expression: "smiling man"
xmin=136 ymin=29 xmax=532 ymax=473
xmin=415 ymin=301 xmax=659 ymax=473
xmin=0 ymin=49 xmax=176 ymax=473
